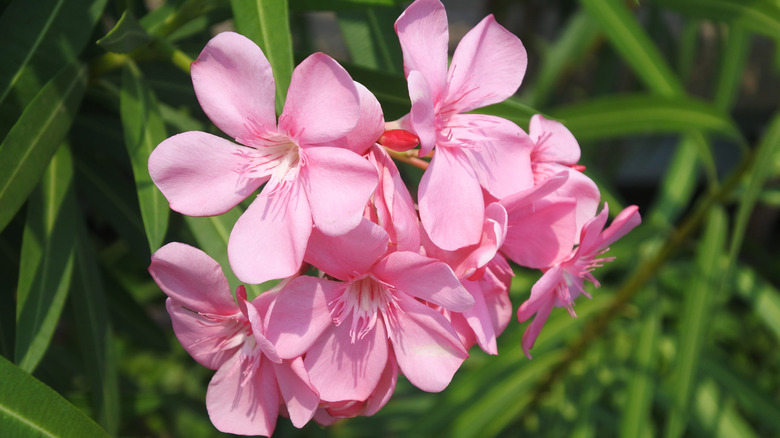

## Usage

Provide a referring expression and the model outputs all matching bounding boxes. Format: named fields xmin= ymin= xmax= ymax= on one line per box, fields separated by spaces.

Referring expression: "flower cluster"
xmin=147 ymin=0 xmax=641 ymax=435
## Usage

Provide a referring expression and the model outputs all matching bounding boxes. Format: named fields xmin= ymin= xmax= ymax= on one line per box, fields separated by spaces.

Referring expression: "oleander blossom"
xmin=148 ymin=243 xmax=319 ymax=436
xmin=266 ymin=219 xmax=474 ymax=408
xmin=148 ymin=32 xmax=378 ymax=285
xmin=394 ymin=0 xmax=534 ymax=251
xmin=517 ymin=204 xmax=641 ymax=358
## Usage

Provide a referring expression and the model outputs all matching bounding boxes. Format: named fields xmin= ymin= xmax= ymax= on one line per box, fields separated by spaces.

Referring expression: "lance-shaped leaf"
xmin=14 ymin=144 xmax=78 ymax=373
xmin=0 ymin=355 xmax=111 ymax=437
xmin=551 ymin=94 xmax=742 ymax=142
xmin=97 ymin=9 xmax=153 ymax=53
xmin=120 ymin=64 xmax=169 ymax=253
xmin=0 ymin=0 xmax=106 ymax=108
xmin=655 ymin=0 xmax=780 ymax=42
xmin=0 ymin=62 xmax=87 ymax=233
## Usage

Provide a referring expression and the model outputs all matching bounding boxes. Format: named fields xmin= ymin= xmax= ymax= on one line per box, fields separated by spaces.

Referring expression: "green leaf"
xmin=290 ymin=0 xmax=406 ymax=10
xmin=337 ymin=7 xmax=404 ymax=73
xmin=14 ymin=145 xmax=77 ymax=373
xmin=70 ymin=214 xmax=119 ymax=434
xmin=0 ymin=62 xmax=87 ymax=233
xmin=0 ymin=355 xmax=112 ymax=438
xmin=656 ymin=0 xmax=780 ymax=42
xmin=477 ymin=97 xmax=540 ymax=129
xmin=734 ymin=265 xmax=780 ymax=343
xmin=96 ymin=9 xmax=154 ymax=54
xmin=120 ymin=64 xmax=170 ymax=253
xmin=344 ymin=64 xmax=411 ymax=120
xmin=0 ymin=0 xmax=107 ymax=108
xmin=521 ymin=10 xmax=600 ymax=107
xmin=230 ymin=0 xmax=294 ymax=113
xmin=694 ymin=379 xmax=760 ymax=438
xmin=665 ymin=206 xmax=728 ymax=438
xmin=580 ymin=0 xmax=683 ymax=96
xmin=620 ymin=287 xmax=660 ymax=438
xmin=550 ymin=95 xmax=742 ymax=142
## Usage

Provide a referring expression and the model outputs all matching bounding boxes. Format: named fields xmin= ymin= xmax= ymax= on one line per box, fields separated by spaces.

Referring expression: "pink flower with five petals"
xmin=148 ymin=32 xmax=378 ymax=284
xmin=394 ymin=0 xmax=534 ymax=250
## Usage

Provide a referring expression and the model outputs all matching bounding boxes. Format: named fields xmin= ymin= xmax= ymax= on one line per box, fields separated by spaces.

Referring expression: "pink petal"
xmin=372 ymin=251 xmax=474 ymax=312
xmin=301 ymin=147 xmax=378 ymax=236
xmin=549 ymin=166 xmax=600 ymax=240
xmin=360 ymin=356 xmax=399 ymax=417
xmin=501 ymin=197 xmax=578 ymax=269
xmin=304 ymin=319 xmax=388 ymax=403
xmin=461 ymin=280 xmax=498 ymax=354
xmin=368 ymin=145 xmax=421 ymax=253
xmin=599 ymin=204 xmax=641 ymax=249
xmin=419 ymin=147 xmax=485 ymax=251
xmin=520 ymin=295 xmax=555 ymax=360
xmin=273 ymin=357 xmax=319 ymax=428
xmin=149 ymin=242 xmax=237 ymax=314
xmin=529 ymin=114 xmax=581 ymax=165
xmin=331 ymin=82 xmax=385 ymax=155
xmin=445 ymin=14 xmax=527 ymax=113
xmin=243 ymin=298 xmax=281 ymax=363
xmin=207 ymin=353 xmax=279 ymax=436
xmin=191 ymin=32 xmax=277 ymax=143
xmin=149 ymin=132 xmax=264 ymax=216
xmin=395 ymin=0 xmax=449 ymax=102
xmin=390 ymin=293 xmax=468 ymax=392
xmin=228 ymin=181 xmax=312 ymax=284
xmin=165 ymin=299 xmax=242 ymax=370
xmin=305 ymin=219 xmax=389 ymax=280
xmin=266 ymin=276 xmax=340 ymax=359
xmin=407 ymin=70 xmax=437 ymax=156
xmin=280 ymin=53 xmax=360 ymax=146
xmin=452 ymin=114 xmax=534 ymax=198
xmin=517 ymin=266 xmax=563 ymax=323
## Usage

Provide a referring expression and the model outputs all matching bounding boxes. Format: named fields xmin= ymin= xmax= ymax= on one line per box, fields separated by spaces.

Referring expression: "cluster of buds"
xmin=147 ymin=0 xmax=640 ymax=435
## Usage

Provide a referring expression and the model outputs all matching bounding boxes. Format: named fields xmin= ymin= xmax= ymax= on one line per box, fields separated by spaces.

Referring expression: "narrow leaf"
xmin=97 ymin=9 xmax=153 ymax=53
xmin=290 ymin=0 xmax=406 ymax=10
xmin=120 ymin=64 xmax=170 ymax=253
xmin=665 ymin=206 xmax=728 ymax=438
xmin=337 ymin=7 xmax=404 ymax=73
xmin=0 ymin=355 xmax=111 ymax=438
xmin=656 ymin=0 xmax=780 ymax=42
xmin=0 ymin=0 xmax=106 ymax=107
xmin=14 ymin=145 xmax=77 ymax=373
xmin=230 ymin=0 xmax=294 ymax=113
xmin=551 ymin=95 xmax=742 ymax=142
xmin=0 ymin=62 xmax=87 ymax=233
xmin=70 ymin=212 xmax=120 ymax=434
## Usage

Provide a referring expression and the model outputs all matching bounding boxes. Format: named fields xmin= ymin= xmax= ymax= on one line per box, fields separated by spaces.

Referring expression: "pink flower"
xmin=148 ymin=242 xmax=319 ymax=436
xmin=394 ymin=0 xmax=533 ymax=250
xmin=266 ymin=220 xmax=473 ymax=406
xmin=148 ymin=32 xmax=378 ymax=284
xmin=517 ymin=204 xmax=641 ymax=359
xmin=528 ymin=114 xmax=600 ymax=237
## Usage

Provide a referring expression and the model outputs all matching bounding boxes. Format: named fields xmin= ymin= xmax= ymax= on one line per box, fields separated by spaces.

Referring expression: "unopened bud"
xmin=378 ymin=129 xmax=419 ymax=152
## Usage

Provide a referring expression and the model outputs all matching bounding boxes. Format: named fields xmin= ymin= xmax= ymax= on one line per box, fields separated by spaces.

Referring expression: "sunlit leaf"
xmin=0 ymin=355 xmax=112 ymax=438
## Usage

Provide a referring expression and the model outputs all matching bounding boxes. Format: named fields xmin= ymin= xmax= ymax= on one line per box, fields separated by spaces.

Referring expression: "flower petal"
xmin=149 ymin=242 xmax=237 ymax=315
xmin=304 ymin=320 xmax=388 ymax=403
xmin=331 ymin=82 xmax=385 ymax=155
xmin=149 ymin=132 xmax=264 ymax=216
xmin=301 ymin=147 xmax=378 ymax=236
xmin=191 ymin=32 xmax=277 ymax=143
xmin=228 ymin=181 xmax=312 ymax=284
xmin=372 ymin=251 xmax=474 ymax=312
xmin=599 ymin=204 xmax=641 ymax=249
xmin=273 ymin=357 xmax=319 ymax=428
xmin=395 ymin=0 xmax=449 ymax=101
xmin=529 ymin=114 xmax=581 ymax=165
xmin=305 ymin=219 xmax=389 ymax=280
xmin=266 ymin=276 xmax=339 ymax=359
xmin=280 ymin=53 xmax=360 ymax=146
xmin=390 ymin=293 xmax=468 ymax=392
xmin=165 ymin=299 xmax=242 ymax=370
xmin=445 ymin=14 xmax=527 ymax=113
xmin=407 ymin=70 xmax=438 ymax=156
xmin=418 ymin=147 xmax=485 ymax=250
xmin=452 ymin=114 xmax=534 ymax=198
xmin=207 ymin=353 xmax=279 ymax=436
xmin=501 ymin=197 xmax=578 ymax=269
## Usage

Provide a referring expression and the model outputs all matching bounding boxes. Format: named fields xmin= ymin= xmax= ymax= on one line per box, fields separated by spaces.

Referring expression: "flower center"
xmin=330 ymin=276 xmax=401 ymax=343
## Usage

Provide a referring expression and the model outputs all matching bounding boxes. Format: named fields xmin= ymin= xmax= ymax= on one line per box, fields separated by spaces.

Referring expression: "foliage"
xmin=0 ymin=0 xmax=778 ymax=436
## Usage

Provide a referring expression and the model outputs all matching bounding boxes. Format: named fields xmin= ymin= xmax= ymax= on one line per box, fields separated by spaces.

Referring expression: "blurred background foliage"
xmin=0 ymin=0 xmax=778 ymax=436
